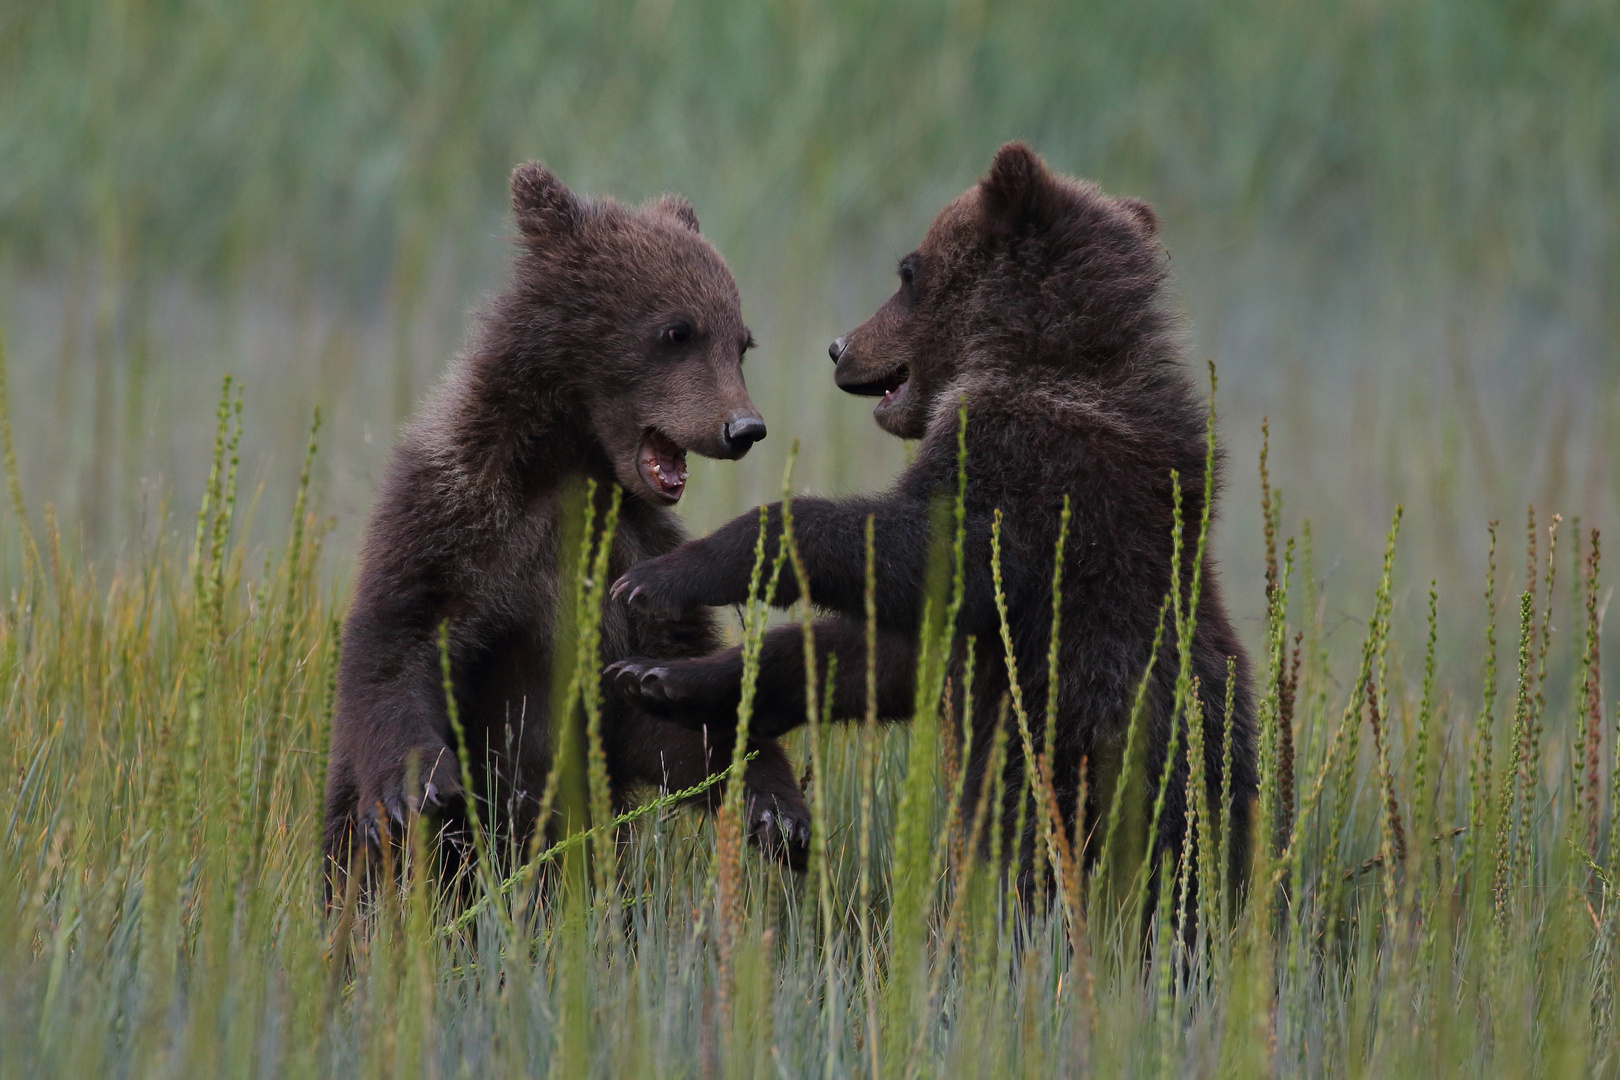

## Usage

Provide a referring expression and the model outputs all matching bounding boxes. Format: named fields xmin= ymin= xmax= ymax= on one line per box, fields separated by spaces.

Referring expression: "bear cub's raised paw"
xmin=605 ymin=655 xmax=732 ymax=724
xmin=605 ymin=657 xmax=680 ymax=706
xmin=610 ymin=549 xmax=715 ymax=621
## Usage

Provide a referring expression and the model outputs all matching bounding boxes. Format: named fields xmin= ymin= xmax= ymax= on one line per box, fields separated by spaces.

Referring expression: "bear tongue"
xmin=638 ymin=430 xmax=688 ymax=502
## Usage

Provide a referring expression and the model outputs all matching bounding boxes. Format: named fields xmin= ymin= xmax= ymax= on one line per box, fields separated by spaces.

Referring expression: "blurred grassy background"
xmin=2 ymin=6 xmax=1619 ymax=1074
xmin=0 ymin=0 xmax=1615 ymax=671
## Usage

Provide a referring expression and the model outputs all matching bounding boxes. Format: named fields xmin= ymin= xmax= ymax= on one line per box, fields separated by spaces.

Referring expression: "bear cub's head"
xmin=829 ymin=142 xmax=1163 ymax=440
xmin=506 ymin=163 xmax=764 ymax=505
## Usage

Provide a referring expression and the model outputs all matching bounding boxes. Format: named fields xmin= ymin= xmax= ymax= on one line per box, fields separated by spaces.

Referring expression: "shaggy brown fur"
xmin=608 ymin=143 xmax=1258 ymax=892
xmin=321 ymin=164 xmax=809 ymax=883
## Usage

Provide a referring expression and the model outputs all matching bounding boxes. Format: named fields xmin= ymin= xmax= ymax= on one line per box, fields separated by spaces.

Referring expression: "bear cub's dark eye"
xmin=661 ymin=322 xmax=692 ymax=346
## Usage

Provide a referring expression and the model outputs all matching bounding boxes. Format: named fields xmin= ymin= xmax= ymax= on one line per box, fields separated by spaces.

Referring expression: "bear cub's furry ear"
xmin=979 ymin=141 xmax=1062 ymax=238
xmin=511 ymin=162 xmax=583 ymax=237
xmin=1117 ymin=197 xmax=1158 ymax=236
xmin=652 ymin=195 xmax=701 ymax=233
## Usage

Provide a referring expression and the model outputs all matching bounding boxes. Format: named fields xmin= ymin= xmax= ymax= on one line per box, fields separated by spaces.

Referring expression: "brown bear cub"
xmin=322 ymin=164 xmax=810 ymax=883
xmin=610 ymin=143 xmax=1258 ymax=895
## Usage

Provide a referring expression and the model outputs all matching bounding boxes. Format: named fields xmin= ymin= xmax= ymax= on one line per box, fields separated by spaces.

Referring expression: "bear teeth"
xmin=638 ymin=429 xmax=689 ymax=501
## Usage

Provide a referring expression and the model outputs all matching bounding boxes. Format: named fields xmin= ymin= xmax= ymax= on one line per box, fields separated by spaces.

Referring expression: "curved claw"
xmin=635 ymin=666 xmax=672 ymax=702
xmin=606 ymin=658 xmax=674 ymax=704
xmin=610 ymin=559 xmax=696 ymax=621
xmin=747 ymin=800 xmax=811 ymax=872
xmin=611 ymin=575 xmax=649 ymax=612
xmin=351 ymin=745 xmax=467 ymax=858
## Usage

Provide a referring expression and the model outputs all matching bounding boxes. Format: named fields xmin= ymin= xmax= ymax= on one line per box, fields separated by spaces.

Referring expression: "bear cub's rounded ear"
xmin=979 ymin=141 xmax=1059 ymax=237
xmin=653 ymin=195 xmax=701 ymax=233
xmin=511 ymin=162 xmax=582 ymax=237
xmin=1117 ymin=197 xmax=1158 ymax=236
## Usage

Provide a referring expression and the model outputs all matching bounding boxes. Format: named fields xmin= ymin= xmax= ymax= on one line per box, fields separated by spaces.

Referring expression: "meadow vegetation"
xmin=0 ymin=1 xmax=1617 ymax=1076
xmin=0 ymin=370 xmax=1617 ymax=1077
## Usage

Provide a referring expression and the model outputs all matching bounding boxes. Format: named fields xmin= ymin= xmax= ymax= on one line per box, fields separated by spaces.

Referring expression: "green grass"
xmin=1 ymin=369 xmax=1617 ymax=1078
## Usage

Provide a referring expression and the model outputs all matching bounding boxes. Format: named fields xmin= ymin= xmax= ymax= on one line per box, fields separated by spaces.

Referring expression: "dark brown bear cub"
xmin=322 ymin=164 xmax=809 ymax=882
xmin=610 ymin=143 xmax=1258 ymax=894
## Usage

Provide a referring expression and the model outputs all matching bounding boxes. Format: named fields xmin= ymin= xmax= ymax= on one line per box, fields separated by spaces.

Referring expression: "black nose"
xmin=722 ymin=415 xmax=767 ymax=453
xmin=829 ymin=337 xmax=848 ymax=362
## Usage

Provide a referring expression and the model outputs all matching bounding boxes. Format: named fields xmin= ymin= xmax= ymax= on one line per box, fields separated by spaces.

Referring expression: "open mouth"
xmin=845 ymin=365 xmax=910 ymax=409
xmin=637 ymin=428 xmax=689 ymax=503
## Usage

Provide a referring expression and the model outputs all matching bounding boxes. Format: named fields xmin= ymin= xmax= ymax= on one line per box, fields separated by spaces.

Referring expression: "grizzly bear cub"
xmin=322 ymin=164 xmax=810 ymax=881
xmin=610 ymin=143 xmax=1258 ymax=892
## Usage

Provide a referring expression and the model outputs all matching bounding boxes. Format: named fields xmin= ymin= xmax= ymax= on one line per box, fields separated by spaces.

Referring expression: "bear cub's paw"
xmin=610 ymin=551 xmax=709 ymax=620
xmin=606 ymin=656 xmax=714 ymax=717
xmin=747 ymin=789 xmax=811 ymax=872
xmin=354 ymin=741 xmax=467 ymax=851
